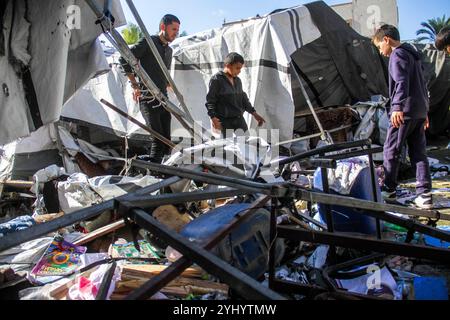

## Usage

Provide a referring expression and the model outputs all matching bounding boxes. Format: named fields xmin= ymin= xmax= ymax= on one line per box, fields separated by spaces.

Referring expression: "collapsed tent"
xmin=413 ymin=44 xmax=450 ymax=136
xmin=290 ymin=1 xmax=388 ymax=115
xmin=169 ymin=1 xmax=388 ymax=143
xmin=0 ymin=123 xmax=122 ymax=182
xmin=0 ymin=0 xmax=126 ymax=145
xmin=61 ymin=51 xmax=151 ymax=140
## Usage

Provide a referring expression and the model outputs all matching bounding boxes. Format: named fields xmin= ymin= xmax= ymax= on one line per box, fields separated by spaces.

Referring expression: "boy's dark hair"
xmin=224 ymin=52 xmax=245 ymax=65
xmin=435 ymin=26 xmax=450 ymax=51
xmin=372 ymin=24 xmax=401 ymax=42
xmin=160 ymin=14 xmax=180 ymax=28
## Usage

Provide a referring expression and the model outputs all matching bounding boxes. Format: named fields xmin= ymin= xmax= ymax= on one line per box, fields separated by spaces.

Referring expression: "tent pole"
xmin=53 ymin=121 xmax=69 ymax=172
xmin=292 ymin=63 xmax=333 ymax=144
xmin=100 ymin=99 xmax=176 ymax=149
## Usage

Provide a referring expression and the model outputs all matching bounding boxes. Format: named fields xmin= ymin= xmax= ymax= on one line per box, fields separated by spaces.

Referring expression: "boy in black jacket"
xmin=205 ymin=52 xmax=266 ymax=138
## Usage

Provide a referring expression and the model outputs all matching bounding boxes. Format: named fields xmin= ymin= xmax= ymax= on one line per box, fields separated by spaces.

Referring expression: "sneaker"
xmin=414 ymin=193 xmax=433 ymax=210
xmin=381 ymin=187 xmax=397 ymax=203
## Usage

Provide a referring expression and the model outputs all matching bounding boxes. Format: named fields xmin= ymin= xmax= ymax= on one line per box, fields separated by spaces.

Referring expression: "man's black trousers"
xmin=140 ymin=100 xmax=172 ymax=164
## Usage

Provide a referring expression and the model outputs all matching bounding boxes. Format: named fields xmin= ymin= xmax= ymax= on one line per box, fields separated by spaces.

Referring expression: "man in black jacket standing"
xmin=205 ymin=52 xmax=266 ymax=138
xmin=120 ymin=14 xmax=180 ymax=164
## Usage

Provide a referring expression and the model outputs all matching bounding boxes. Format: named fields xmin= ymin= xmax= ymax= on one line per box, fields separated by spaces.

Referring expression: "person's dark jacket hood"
xmin=399 ymin=43 xmax=422 ymax=61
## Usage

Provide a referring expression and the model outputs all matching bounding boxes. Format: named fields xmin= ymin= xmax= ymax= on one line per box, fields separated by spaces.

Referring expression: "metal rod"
xmin=274 ymin=139 xmax=372 ymax=167
xmin=324 ymin=147 xmax=383 ymax=161
xmin=320 ymin=155 xmax=337 ymax=263
xmin=268 ymin=198 xmax=277 ymax=290
xmin=276 ymin=125 xmax=353 ymax=147
xmin=131 ymin=208 xmax=286 ymax=300
xmin=103 ymin=0 xmax=112 ymax=14
xmin=298 ymin=189 xmax=449 ymax=221
xmin=130 ymin=161 xmax=449 ymax=222
xmin=95 ymin=260 xmax=117 ymax=300
xmin=100 ymin=99 xmax=175 ymax=148
xmin=278 ymin=227 xmax=450 ymax=263
xmin=122 ymin=188 xmax=249 ymax=209
xmin=367 ymin=151 xmax=382 ymax=239
xmin=346 ymin=206 xmax=450 ymax=242
xmin=291 ymin=62 xmax=329 ymax=143
xmin=306 ymin=158 xmax=337 ymax=169
xmin=131 ymin=160 xmax=275 ymax=193
xmin=125 ymin=196 xmax=270 ymax=300
xmin=320 ymin=166 xmax=334 ymax=233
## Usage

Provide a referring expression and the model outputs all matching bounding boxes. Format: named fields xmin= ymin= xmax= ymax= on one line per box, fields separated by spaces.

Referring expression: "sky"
xmin=119 ymin=0 xmax=450 ymax=41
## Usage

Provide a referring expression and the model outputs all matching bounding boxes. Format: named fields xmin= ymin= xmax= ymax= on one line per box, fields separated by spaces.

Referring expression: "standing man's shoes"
xmin=414 ymin=192 xmax=433 ymax=210
xmin=381 ymin=187 xmax=397 ymax=203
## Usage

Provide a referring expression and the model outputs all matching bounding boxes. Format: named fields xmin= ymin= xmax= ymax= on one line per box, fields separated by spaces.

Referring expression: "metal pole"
xmin=273 ymin=139 xmax=372 ymax=167
xmin=276 ymin=125 xmax=353 ymax=147
xmin=367 ymin=150 xmax=382 ymax=239
xmin=268 ymin=198 xmax=277 ymax=290
xmin=291 ymin=62 xmax=331 ymax=143
xmin=100 ymin=99 xmax=175 ymax=148
xmin=278 ymin=227 xmax=450 ymax=263
xmin=130 ymin=161 xmax=450 ymax=222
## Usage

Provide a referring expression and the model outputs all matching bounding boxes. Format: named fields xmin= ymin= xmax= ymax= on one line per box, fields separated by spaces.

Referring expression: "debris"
xmin=413 ymin=277 xmax=449 ymax=300
xmin=153 ymin=205 xmax=192 ymax=233
xmin=74 ymin=220 xmax=126 ymax=246
xmin=335 ymin=266 xmax=401 ymax=300
xmin=114 ymin=265 xmax=228 ymax=299
xmin=109 ymin=240 xmax=161 ymax=260
xmin=0 ymin=215 xmax=36 ymax=238
xmin=306 ymin=245 xmax=329 ymax=269
xmin=68 ymin=262 xmax=121 ymax=300
xmin=180 ymin=203 xmax=285 ymax=279
xmin=30 ymin=237 xmax=86 ymax=283
xmin=120 ymin=264 xmax=203 ymax=279
xmin=423 ymin=226 xmax=450 ymax=249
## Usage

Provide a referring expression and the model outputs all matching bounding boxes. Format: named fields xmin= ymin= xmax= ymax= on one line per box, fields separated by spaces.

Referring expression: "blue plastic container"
xmin=314 ymin=166 xmax=380 ymax=235
xmin=180 ymin=203 xmax=285 ymax=280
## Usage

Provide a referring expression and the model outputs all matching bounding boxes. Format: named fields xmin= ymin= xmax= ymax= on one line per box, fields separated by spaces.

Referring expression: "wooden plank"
xmin=120 ymin=274 xmax=228 ymax=292
xmin=0 ymin=180 xmax=34 ymax=188
xmin=74 ymin=220 xmax=126 ymax=245
xmin=33 ymin=212 xmax=64 ymax=224
xmin=116 ymin=276 xmax=229 ymax=297
xmin=121 ymin=264 xmax=203 ymax=279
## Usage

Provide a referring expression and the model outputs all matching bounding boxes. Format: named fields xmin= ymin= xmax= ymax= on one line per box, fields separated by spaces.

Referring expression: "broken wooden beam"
xmin=74 ymin=220 xmax=126 ymax=245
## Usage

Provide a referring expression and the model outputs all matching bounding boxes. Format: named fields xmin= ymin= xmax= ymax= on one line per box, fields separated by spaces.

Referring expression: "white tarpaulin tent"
xmin=61 ymin=51 xmax=150 ymax=140
xmin=0 ymin=0 xmax=126 ymax=145
xmin=169 ymin=5 xmax=322 ymax=143
xmin=169 ymin=1 xmax=389 ymax=143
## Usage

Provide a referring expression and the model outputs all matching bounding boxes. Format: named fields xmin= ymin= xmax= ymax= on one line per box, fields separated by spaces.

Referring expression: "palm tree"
xmin=416 ymin=15 xmax=450 ymax=43
xmin=121 ymin=23 xmax=144 ymax=45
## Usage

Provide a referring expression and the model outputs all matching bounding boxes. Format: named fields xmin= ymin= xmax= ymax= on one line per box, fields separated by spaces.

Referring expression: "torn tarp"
xmin=165 ymin=136 xmax=280 ymax=182
xmin=57 ymin=173 xmax=161 ymax=214
xmin=0 ymin=0 xmax=126 ymax=145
